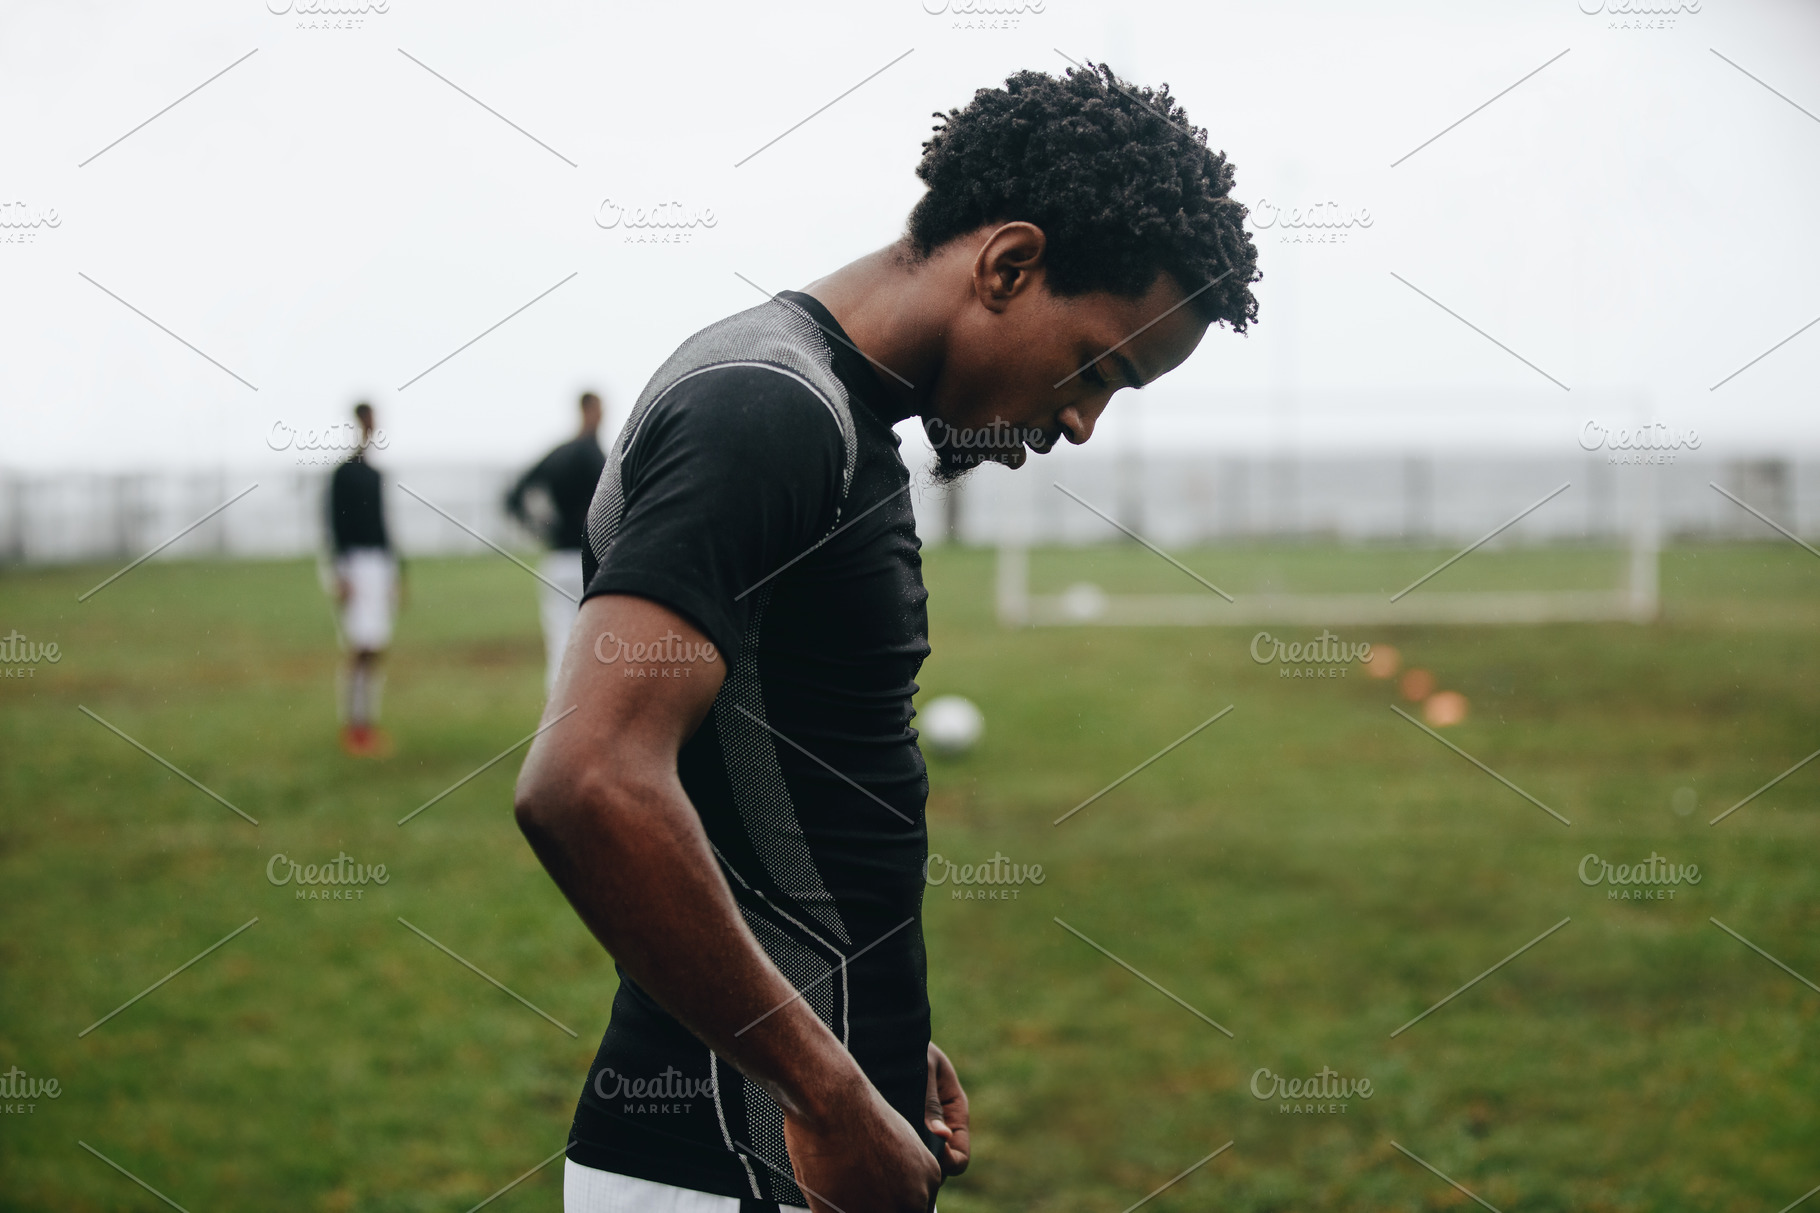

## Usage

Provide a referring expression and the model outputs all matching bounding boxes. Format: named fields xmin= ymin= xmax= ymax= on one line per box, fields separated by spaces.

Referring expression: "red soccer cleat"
xmin=340 ymin=723 xmax=392 ymax=757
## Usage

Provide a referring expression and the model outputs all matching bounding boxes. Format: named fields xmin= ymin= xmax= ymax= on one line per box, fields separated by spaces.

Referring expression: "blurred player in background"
xmin=505 ymin=391 xmax=606 ymax=694
xmin=327 ymin=402 xmax=400 ymax=757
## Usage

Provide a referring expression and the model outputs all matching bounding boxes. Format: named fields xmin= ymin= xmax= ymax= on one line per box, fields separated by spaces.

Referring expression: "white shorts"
xmin=563 ymin=1160 xmax=808 ymax=1212
xmin=336 ymin=548 xmax=397 ymax=652
xmin=539 ymin=549 xmax=585 ymax=694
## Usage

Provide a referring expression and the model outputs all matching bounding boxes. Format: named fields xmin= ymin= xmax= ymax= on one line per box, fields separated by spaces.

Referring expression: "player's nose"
xmin=1056 ymin=403 xmax=1098 ymax=445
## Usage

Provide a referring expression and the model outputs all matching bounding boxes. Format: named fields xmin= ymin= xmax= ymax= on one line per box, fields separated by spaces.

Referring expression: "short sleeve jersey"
xmin=566 ymin=291 xmax=932 ymax=1207
xmin=327 ymin=453 xmax=388 ymax=552
xmin=506 ymin=432 xmax=606 ymax=551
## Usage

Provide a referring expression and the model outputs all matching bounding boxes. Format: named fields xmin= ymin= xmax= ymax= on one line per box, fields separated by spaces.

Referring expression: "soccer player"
xmin=513 ymin=63 xmax=1258 ymax=1213
xmin=327 ymin=402 xmax=399 ymax=758
xmin=505 ymin=392 xmax=608 ymax=694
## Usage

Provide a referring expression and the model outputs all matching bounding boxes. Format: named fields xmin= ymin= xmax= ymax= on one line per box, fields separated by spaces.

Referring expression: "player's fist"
xmin=783 ymin=1078 xmax=940 ymax=1213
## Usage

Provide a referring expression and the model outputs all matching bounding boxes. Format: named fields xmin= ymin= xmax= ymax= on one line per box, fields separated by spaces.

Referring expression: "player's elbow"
xmin=513 ymin=753 xmax=591 ymax=846
xmin=512 ymin=756 xmax=640 ymax=855
xmin=512 ymin=781 xmax=550 ymax=846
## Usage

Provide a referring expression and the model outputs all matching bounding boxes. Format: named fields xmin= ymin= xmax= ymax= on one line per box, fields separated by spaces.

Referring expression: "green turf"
xmin=1 ymin=543 xmax=1815 ymax=1212
xmin=1024 ymin=540 xmax=1637 ymax=595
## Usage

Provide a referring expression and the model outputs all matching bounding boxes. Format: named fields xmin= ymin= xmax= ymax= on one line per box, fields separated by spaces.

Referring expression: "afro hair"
xmin=905 ymin=61 xmax=1260 ymax=332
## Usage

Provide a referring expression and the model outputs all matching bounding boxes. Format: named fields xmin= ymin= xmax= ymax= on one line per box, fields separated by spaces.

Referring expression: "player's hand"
xmin=334 ymin=576 xmax=350 ymax=605
xmin=784 ymin=1078 xmax=941 ymax=1213
xmin=924 ymin=1041 xmax=970 ymax=1176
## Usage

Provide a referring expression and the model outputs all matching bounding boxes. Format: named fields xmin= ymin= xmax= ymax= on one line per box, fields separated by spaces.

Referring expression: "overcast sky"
xmin=3 ymin=0 xmax=1817 ymax=472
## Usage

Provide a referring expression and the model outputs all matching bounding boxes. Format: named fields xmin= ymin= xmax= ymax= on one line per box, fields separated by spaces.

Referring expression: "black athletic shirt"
xmin=567 ymin=291 xmax=932 ymax=1207
xmin=505 ymin=431 xmax=606 ymax=551
xmin=327 ymin=452 xmax=389 ymax=552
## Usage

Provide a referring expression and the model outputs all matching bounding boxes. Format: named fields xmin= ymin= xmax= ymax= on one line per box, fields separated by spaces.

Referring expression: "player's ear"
xmin=971 ymin=222 xmax=1047 ymax=314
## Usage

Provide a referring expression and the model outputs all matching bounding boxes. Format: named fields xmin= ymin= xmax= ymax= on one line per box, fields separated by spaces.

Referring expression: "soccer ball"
xmin=921 ymin=695 xmax=984 ymax=758
xmin=1059 ymin=582 xmax=1108 ymax=621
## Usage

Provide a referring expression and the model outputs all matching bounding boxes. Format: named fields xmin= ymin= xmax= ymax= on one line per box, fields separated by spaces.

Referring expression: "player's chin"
xmin=930 ymin=445 xmax=1024 ymax=480
xmin=988 ymin=438 xmax=1061 ymax=468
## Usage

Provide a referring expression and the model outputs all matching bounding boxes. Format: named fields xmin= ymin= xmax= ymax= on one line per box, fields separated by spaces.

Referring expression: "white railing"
xmin=1 ymin=455 xmax=1811 ymax=566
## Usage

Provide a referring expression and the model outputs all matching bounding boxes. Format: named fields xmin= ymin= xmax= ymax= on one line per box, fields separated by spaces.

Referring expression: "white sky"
xmin=2 ymin=0 xmax=1817 ymax=472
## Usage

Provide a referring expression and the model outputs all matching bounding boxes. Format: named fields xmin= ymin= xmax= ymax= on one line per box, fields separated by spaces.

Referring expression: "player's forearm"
xmin=515 ymin=768 xmax=870 ymax=1125
xmin=503 ymin=479 xmax=529 ymax=522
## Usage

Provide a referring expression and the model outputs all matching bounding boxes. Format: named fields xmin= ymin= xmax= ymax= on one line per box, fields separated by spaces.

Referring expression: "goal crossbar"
xmin=996 ymin=477 xmax=1660 ymax=628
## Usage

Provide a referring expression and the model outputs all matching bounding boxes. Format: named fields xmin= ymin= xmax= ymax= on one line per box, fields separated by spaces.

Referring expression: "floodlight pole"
xmin=997 ymin=542 xmax=1029 ymax=627
xmin=1623 ymin=393 xmax=1661 ymax=624
xmin=1627 ymin=459 xmax=1661 ymax=623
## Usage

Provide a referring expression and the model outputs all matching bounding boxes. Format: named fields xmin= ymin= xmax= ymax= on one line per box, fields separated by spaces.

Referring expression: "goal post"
xmin=996 ymin=465 xmax=1661 ymax=628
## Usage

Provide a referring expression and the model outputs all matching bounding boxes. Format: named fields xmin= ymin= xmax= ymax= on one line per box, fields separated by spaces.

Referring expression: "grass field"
xmin=2 ymin=542 xmax=1817 ymax=1212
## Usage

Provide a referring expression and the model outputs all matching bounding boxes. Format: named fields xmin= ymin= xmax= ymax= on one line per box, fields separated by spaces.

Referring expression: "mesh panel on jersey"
xmin=735 ymin=906 xmax=843 ymax=1208
xmin=584 ymin=296 xmax=857 ymax=573
xmin=707 ymin=1052 xmax=763 ymax=1199
xmin=711 ymin=588 xmax=852 ymax=945
xmin=714 ymin=846 xmax=853 ymax=1044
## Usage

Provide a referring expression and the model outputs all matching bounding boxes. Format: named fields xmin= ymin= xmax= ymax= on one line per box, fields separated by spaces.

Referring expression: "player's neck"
xmin=800 ymin=242 xmax=947 ymax=423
